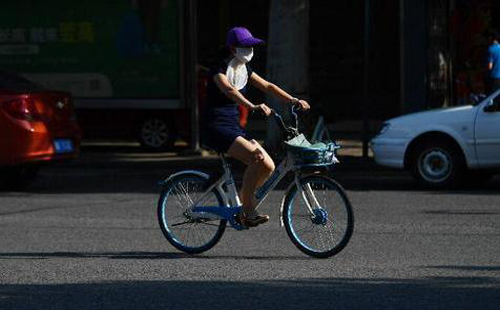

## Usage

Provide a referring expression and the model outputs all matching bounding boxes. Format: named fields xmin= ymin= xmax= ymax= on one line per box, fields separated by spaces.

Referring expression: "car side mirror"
xmin=484 ymin=100 xmax=498 ymax=113
xmin=484 ymin=104 xmax=495 ymax=112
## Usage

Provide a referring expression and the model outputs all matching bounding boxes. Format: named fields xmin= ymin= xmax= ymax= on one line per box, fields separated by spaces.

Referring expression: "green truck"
xmin=0 ymin=0 xmax=189 ymax=150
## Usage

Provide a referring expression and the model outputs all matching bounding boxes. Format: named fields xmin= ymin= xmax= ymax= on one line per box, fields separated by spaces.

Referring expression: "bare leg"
xmin=227 ymin=137 xmax=275 ymax=214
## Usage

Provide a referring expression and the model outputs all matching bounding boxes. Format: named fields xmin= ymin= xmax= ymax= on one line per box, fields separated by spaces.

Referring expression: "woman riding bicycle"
xmin=202 ymin=27 xmax=310 ymax=228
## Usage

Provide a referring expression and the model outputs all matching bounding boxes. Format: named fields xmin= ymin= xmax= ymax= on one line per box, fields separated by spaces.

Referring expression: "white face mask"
xmin=234 ymin=47 xmax=254 ymax=63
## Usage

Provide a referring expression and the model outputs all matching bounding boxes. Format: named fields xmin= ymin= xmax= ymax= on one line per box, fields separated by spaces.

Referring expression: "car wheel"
xmin=410 ymin=140 xmax=465 ymax=189
xmin=0 ymin=164 xmax=40 ymax=190
xmin=139 ymin=117 xmax=176 ymax=151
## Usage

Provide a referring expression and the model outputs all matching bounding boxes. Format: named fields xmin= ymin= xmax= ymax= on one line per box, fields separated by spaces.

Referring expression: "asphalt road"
xmin=0 ymin=152 xmax=499 ymax=310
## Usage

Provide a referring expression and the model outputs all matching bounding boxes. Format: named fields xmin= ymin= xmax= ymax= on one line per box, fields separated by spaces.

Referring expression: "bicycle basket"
xmin=284 ymin=134 xmax=340 ymax=167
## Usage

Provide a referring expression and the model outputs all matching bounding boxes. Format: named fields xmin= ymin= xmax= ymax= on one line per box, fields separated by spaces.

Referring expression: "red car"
xmin=0 ymin=72 xmax=81 ymax=189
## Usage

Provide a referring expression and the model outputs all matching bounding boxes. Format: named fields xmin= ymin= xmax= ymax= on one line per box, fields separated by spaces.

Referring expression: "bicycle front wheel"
xmin=157 ymin=172 xmax=227 ymax=254
xmin=283 ymin=175 xmax=354 ymax=258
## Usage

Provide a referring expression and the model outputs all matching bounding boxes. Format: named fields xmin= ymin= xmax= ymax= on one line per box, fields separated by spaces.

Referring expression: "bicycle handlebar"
xmin=271 ymin=105 xmax=301 ymax=139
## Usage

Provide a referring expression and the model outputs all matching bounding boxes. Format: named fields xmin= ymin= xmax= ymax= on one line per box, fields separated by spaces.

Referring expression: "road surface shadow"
xmin=1 ymin=153 xmax=499 ymax=194
xmin=22 ymin=171 xmax=500 ymax=195
xmin=0 ymin=251 xmax=309 ymax=261
xmin=0 ymin=275 xmax=498 ymax=310
xmin=423 ymin=265 xmax=500 ymax=272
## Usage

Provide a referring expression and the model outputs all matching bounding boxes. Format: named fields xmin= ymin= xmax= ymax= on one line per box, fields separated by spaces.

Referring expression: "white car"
xmin=370 ymin=89 xmax=500 ymax=188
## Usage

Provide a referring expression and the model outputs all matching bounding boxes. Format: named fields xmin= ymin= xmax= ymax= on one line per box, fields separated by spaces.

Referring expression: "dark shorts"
xmin=202 ymin=105 xmax=250 ymax=153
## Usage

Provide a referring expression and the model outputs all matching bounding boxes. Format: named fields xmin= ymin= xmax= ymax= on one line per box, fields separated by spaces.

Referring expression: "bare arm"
xmin=249 ymin=72 xmax=310 ymax=110
xmin=249 ymin=72 xmax=293 ymax=102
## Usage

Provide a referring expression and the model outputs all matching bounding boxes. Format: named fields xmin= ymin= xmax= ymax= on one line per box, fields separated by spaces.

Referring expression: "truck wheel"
xmin=139 ymin=117 xmax=176 ymax=151
xmin=409 ymin=140 xmax=465 ymax=189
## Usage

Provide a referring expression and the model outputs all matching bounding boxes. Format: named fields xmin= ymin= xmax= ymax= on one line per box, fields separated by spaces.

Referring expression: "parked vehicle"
xmin=0 ymin=72 xmax=81 ymax=189
xmin=73 ymin=67 xmax=208 ymax=151
xmin=370 ymin=89 xmax=500 ymax=188
xmin=0 ymin=1 xmax=192 ymax=151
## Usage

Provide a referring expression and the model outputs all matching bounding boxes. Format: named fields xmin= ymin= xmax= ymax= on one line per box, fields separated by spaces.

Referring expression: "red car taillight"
xmin=2 ymin=97 xmax=40 ymax=121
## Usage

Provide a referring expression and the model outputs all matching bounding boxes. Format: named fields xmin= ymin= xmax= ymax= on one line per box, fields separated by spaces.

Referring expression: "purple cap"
xmin=226 ymin=27 xmax=265 ymax=47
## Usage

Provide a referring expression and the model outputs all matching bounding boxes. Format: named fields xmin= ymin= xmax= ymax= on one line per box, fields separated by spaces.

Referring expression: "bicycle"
xmin=157 ymin=106 xmax=354 ymax=258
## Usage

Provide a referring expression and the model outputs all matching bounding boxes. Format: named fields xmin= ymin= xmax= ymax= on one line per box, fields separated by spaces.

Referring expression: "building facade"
xmin=197 ymin=0 xmax=500 ymax=129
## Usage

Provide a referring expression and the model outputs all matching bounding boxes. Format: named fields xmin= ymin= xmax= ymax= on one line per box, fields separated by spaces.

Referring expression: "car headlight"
xmin=377 ymin=123 xmax=391 ymax=135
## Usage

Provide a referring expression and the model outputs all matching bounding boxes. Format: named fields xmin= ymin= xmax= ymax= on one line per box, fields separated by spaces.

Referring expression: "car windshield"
xmin=0 ymin=72 xmax=45 ymax=92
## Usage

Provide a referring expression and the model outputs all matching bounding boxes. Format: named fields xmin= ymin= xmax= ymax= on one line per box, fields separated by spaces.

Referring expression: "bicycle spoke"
xmin=284 ymin=176 xmax=353 ymax=257
xmin=158 ymin=174 xmax=226 ymax=253
xmin=171 ymin=220 xmax=195 ymax=227
xmin=198 ymin=221 xmax=222 ymax=227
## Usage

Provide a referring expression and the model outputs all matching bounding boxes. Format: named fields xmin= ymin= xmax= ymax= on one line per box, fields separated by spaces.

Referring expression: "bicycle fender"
xmin=157 ymin=170 xmax=209 ymax=187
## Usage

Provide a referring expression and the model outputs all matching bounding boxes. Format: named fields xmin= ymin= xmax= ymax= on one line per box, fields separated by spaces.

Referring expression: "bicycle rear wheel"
xmin=283 ymin=175 xmax=354 ymax=258
xmin=157 ymin=172 xmax=227 ymax=254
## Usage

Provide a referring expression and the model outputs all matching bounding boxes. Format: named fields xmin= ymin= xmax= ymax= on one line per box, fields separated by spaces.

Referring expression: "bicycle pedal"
xmin=233 ymin=214 xmax=249 ymax=230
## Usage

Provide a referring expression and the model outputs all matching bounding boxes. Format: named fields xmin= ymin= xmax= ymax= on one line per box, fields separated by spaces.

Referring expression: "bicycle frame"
xmin=181 ymin=152 xmax=320 ymax=229
xmin=174 ymin=107 xmax=324 ymax=229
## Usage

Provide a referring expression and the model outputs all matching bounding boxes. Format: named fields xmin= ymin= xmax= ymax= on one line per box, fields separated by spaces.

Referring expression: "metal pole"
xmin=399 ymin=0 xmax=405 ymax=114
xmin=186 ymin=0 xmax=200 ymax=152
xmin=362 ymin=0 xmax=371 ymax=158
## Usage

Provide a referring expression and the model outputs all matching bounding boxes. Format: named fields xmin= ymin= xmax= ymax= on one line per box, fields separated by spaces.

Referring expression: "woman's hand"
xmin=297 ymin=99 xmax=310 ymax=110
xmin=291 ymin=98 xmax=310 ymax=111
xmin=252 ymin=103 xmax=272 ymax=116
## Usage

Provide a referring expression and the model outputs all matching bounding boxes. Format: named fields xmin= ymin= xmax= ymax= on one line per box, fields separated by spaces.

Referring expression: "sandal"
xmin=235 ymin=212 xmax=270 ymax=228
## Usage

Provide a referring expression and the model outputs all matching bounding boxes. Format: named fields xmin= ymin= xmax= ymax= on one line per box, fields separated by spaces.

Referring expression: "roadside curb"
xmin=57 ymin=152 xmax=387 ymax=173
